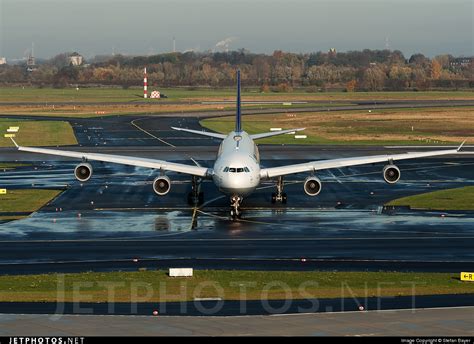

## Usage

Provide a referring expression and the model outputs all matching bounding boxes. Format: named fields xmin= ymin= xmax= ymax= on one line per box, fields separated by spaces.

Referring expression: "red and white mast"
xmin=143 ymin=67 xmax=148 ymax=99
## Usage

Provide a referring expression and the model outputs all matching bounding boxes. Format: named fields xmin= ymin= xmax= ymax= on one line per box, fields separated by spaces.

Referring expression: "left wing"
xmin=11 ymin=138 xmax=210 ymax=177
xmin=260 ymin=142 xmax=466 ymax=179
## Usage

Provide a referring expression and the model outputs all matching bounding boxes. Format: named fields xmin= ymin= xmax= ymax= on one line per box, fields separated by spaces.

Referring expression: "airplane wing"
xmin=250 ymin=128 xmax=306 ymax=140
xmin=260 ymin=142 xmax=466 ymax=179
xmin=11 ymin=138 xmax=210 ymax=177
xmin=171 ymin=127 xmax=227 ymax=139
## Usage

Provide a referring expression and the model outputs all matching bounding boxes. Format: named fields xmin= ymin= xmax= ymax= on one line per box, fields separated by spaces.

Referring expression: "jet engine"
xmin=304 ymin=176 xmax=322 ymax=196
xmin=153 ymin=176 xmax=171 ymax=196
xmin=74 ymin=163 xmax=92 ymax=182
xmin=383 ymin=164 xmax=401 ymax=184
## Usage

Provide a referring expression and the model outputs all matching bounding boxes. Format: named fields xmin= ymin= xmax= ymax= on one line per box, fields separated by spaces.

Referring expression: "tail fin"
xmin=235 ymin=70 xmax=242 ymax=132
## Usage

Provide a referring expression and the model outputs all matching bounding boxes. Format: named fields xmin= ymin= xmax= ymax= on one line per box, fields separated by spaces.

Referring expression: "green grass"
xmin=200 ymin=117 xmax=423 ymax=145
xmin=0 ymin=87 xmax=472 ymax=103
xmin=0 ymin=163 xmax=29 ymax=169
xmin=386 ymin=186 xmax=474 ymax=211
xmin=0 ymin=119 xmax=77 ymax=147
xmin=0 ymin=270 xmax=471 ymax=302
xmin=200 ymin=107 xmax=473 ymax=145
xmin=0 ymin=86 xmax=234 ymax=102
xmin=0 ymin=189 xmax=62 ymax=213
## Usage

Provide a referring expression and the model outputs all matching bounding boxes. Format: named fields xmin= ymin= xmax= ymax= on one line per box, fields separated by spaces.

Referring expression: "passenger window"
xmin=237 ymin=168 xmax=244 ymax=173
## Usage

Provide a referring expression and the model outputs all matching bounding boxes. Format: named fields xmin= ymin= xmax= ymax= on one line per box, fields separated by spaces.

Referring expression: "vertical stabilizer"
xmin=235 ymin=70 xmax=242 ymax=132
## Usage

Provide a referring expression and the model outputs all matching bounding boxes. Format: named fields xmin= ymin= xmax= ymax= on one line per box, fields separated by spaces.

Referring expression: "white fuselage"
xmin=212 ymin=131 xmax=261 ymax=197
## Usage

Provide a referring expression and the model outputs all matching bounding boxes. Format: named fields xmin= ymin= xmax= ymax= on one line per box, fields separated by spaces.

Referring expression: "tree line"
xmin=0 ymin=49 xmax=472 ymax=91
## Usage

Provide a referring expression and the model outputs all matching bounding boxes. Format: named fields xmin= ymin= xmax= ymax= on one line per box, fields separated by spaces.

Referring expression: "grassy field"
xmin=201 ymin=107 xmax=474 ymax=145
xmin=1 ymin=87 xmax=473 ymax=103
xmin=0 ymin=87 xmax=472 ymax=118
xmin=0 ymin=102 xmax=354 ymax=118
xmin=386 ymin=186 xmax=474 ymax=211
xmin=0 ymin=163 xmax=29 ymax=169
xmin=0 ymin=189 xmax=62 ymax=213
xmin=0 ymin=270 xmax=471 ymax=302
xmin=0 ymin=87 xmax=236 ymax=103
xmin=0 ymin=119 xmax=77 ymax=147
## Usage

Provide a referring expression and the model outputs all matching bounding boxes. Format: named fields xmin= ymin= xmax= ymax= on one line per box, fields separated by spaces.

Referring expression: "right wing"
xmin=11 ymin=138 xmax=210 ymax=177
xmin=171 ymin=127 xmax=227 ymax=139
xmin=260 ymin=142 xmax=466 ymax=179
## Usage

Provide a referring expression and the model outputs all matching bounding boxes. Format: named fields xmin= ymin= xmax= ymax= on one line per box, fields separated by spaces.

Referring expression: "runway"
xmin=0 ymin=150 xmax=473 ymax=273
xmin=2 ymin=306 xmax=474 ymax=336
xmin=1 ymin=111 xmax=474 ymax=319
xmin=1 ymin=111 xmax=473 ymax=273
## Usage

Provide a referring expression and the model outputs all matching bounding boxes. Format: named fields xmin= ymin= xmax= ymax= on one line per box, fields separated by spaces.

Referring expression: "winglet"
xmin=10 ymin=137 xmax=19 ymax=148
xmin=457 ymin=140 xmax=467 ymax=152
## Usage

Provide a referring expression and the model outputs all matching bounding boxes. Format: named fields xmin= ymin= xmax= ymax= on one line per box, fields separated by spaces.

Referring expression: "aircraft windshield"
xmin=224 ymin=167 xmax=249 ymax=173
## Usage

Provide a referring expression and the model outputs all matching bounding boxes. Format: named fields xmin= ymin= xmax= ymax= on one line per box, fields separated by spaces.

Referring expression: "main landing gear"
xmin=187 ymin=176 xmax=204 ymax=205
xmin=230 ymin=195 xmax=243 ymax=219
xmin=271 ymin=176 xmax=287 ymax=204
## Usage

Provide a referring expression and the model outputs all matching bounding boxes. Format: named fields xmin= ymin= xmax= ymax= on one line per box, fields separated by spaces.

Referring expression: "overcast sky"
xmin=0 ymin=0 xmax=472 ymax=59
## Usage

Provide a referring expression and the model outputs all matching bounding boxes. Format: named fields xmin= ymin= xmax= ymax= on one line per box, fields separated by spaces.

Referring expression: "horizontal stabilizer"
xmin=250 ymin=128 xmax=306 ymax=140
xmin=171 ymin=127 xmax=227 ymax=140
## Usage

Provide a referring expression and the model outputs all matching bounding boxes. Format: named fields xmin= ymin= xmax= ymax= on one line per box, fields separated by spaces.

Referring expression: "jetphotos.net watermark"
xmin=8 ymin=338 xmax=84 ymax=344
xmin=47 ymin=274 xmax=429 ymax=319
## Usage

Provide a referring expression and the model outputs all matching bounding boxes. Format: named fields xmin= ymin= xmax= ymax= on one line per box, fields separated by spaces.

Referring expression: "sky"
xmin=0 ymin=0 xmax=472 ymax=60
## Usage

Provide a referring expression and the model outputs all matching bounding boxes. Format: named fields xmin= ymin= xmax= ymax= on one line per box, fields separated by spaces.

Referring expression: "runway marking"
xmin=327 ymin=170 xmax=342 ymax=184
xmin=1 ymin=236 xmax=474 ymax=244
xmin=130 ymin=118 xmax=176 ymax=148
xmin=190 ymin=206 xmax=198 ymax=230
xmin=131 ymin=118 xmax=204 ymax=169
xmin=196 ymin=209 xmax=228 ymax=221
xmin=94 ymin=207 xmax=193 ymax=211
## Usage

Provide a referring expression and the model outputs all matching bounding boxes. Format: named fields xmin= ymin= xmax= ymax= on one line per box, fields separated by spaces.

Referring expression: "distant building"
xmin=328 ymin=48 xmax=337 ymax=56
xmin=0 ymin=57 xmax=6 ymax=65
xmin=449 ymin=57 xmax=473 ymax=69
xmin=69 ymin=53 xmax=83 ymax=66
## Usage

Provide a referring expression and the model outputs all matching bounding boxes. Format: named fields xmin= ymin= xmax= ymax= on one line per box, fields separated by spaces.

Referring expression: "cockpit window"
xmin=225 ymin=167 xmax=250 ymax=173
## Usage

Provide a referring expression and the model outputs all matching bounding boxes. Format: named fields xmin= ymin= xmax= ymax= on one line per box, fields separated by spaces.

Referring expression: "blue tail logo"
xmin=235 ymin=70 xmax=242 ymax=132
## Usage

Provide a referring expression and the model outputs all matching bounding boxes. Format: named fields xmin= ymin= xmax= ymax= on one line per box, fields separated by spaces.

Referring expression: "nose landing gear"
xmin=230 ymin=195 xmax=243 ymax=219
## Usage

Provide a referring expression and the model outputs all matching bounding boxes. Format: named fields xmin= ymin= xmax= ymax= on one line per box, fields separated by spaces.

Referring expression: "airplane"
xmin=10 ymin=71 xmax=467 ymax=219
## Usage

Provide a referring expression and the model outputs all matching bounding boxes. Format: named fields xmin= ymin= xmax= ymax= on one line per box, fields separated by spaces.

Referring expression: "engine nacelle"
xmin=74 ymin=163 xmax=92 ymax=182
xmin=383 ymin=164 xmax=401 ymax=184
xmin=304 ymin=176 xmax=322 ymax=196
xmin=153 ymin=176 xmax=171 ymax=196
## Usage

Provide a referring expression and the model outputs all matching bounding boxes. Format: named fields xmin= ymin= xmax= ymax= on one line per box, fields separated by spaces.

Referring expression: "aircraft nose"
xmin=219 ymin=173 xmax=257 ymax=196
